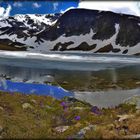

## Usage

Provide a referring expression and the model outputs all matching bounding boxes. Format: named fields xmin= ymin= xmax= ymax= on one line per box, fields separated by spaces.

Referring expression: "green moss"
xmin=53 ymin=72 xmax=140 ymax=92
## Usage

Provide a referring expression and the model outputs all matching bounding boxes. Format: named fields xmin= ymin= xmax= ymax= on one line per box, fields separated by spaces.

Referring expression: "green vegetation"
xmin=42 ymin=66 xmax=140 ymax=92
xmin=0 ymin=91 xmax=140 ymax=139
xmin=0 ymin=44 xmax=26 ymax=51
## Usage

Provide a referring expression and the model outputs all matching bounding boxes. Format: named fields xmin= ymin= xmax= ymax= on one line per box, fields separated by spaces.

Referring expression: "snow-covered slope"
xmin=0 ymin=8 xmax=139 ymax=55
xmin=0 ymin=13 xmax=61 ymax=50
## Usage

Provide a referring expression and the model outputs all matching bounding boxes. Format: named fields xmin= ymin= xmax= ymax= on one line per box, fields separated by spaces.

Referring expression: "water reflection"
xmin=0 ymin=60 xmax=140 ymax=107
xmin=74 ymin=89 xmax=140 ymax=108
xmin=1 ymin=64 xmax=140 ymax=91
xmin=110 ymin=68 xmax=117 ymax=83
xmin=0 ymin=79 xmax=73 ymax=99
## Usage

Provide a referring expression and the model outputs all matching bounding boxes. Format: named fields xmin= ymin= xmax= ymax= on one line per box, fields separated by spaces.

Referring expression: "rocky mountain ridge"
xmin=0 ymin=8 xmax=139 ymax=55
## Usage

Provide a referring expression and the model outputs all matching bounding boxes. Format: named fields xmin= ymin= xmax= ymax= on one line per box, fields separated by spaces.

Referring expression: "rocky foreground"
xmin=0 ymin=91 xmax=140 ymax=139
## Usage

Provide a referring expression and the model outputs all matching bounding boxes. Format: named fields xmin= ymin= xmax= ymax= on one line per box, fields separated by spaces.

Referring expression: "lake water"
xmin=0 ymin=51 xmax=140 ymax=107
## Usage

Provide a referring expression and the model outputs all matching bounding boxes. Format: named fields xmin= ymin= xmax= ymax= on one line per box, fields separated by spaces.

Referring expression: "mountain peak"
xmin=0 ymin=8 xmax=139 ymax=55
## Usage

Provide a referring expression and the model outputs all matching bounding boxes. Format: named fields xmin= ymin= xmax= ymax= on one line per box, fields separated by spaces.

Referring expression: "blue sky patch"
xmin=0 ymin=0 xmax=79 ymax=16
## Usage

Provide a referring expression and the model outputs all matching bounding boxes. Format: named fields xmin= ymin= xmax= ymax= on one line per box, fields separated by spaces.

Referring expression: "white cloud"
xmin=61 ymin=7 xmax=76 ymax=13
xmin=4 ymin=4 xmax=12 ymax=18
xmin=0 ymin=4 xmax=12 ymax=20
xmin=78 ymin=1 xmax=140 ymax=17
xmin=53 ymin=2 xmax=59 ymax=11
xmin=13 ymin=2 xmax=22 ymax=8
xmin=0 ymin=6 xmax=5 ymax=17
xmin=32 ymin=2 xmax=41 ymax=8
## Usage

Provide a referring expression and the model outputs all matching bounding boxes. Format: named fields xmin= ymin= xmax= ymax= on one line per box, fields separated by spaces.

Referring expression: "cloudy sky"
xmin=0 ymin=0 xmax=140 ymax=18
xmin=79 ymin=1 xmax=140 ymax=17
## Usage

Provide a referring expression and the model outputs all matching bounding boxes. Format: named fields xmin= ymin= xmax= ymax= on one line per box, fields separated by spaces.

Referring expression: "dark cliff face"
xmin=116 ymin=16 xmax=140 ymax=47
xmin=0 ymin=8 xmax=139 ymax=55
xmin=39 ymin=8 xmax=140 ymax=47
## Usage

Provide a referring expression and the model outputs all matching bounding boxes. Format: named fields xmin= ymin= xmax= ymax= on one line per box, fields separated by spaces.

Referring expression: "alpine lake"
xmin=0 ymin=52 xmax=140 ymax=139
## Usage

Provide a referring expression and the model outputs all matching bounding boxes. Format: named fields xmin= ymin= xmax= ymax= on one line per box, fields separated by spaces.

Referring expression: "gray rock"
xmin=72 ymin=107 xmax=86 ymax=110
xmin=117 ymin=114 xmax=134 ymax=122
xmin=22 ymin=103 xmax=33 ymax=109
xmin=45 ymin=104 xmax=52 ymax=109
xmin=124 ymin=96 xmax=140 ymax=109
xmin=54 ymin=126 xmax=69 ymax=133
xmin=30 ymin=99 xmax=37 ymax=104
xmin=0 ymin=106 xmax=4 ymax=111
xmin=0 ymin=125 xmax=3 ymax=139
xmin=136 ymin=82 xmax=140 ymax=85
xmin=72 ymin=125 xmax=96 ymax=138
xmin=123 ymin=134 xmax=140 ymax=139
xmin=44 ymin=75 xmax=54 ymax=83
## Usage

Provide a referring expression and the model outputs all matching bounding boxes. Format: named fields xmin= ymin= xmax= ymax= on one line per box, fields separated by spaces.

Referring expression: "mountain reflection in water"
xmin=0 ymin=53 xmax=140 ymax=107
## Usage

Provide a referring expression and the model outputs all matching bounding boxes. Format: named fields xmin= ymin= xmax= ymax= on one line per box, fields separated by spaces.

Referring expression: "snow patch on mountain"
xmin=14 ymin=14 xmax=57 ymax=26
xmin=27 ymin=24 xmax=121 ymax=53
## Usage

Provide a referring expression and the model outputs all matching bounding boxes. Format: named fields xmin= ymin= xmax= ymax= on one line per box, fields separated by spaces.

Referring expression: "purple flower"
xmin=91 ymin=106 xmax=102 ymax=115
xmin=39 ymin=101 xmax=44 ymax=108
xmin=9 ymin=92 xmax=14 ymax=95
xmin=61 ymin=101 xmax=67 ymax=107
xmin=67 ymin=137 xmax=72 ymax=140
xmin=60 ymin=101 xmax=68 ymax=110
xmin=74 ymin=116 xmax=81 ymax=121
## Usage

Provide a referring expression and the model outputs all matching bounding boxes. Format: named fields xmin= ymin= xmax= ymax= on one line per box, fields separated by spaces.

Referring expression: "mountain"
xmin=0 ymin=13 xmax=61 ymax=51
xmin=0 ymin=8 xmax=139 ymax=55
